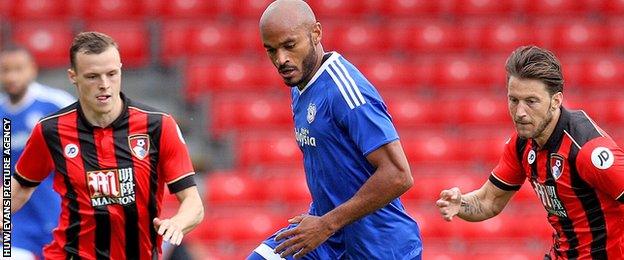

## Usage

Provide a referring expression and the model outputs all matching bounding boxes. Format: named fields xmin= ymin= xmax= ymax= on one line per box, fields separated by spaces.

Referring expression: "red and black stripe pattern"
xmin=14 ymin=94 xmax=196 ymax=260
xmin=491 ymin=107 xmax=624 ymax=259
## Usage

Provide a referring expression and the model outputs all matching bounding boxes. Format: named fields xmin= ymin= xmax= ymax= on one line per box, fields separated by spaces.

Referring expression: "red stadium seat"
xmin=262 ymin=174 xmax=311 ymax=204
xmin=401 ymin=134 xmax=463 ymax=163
xmin=161 ymin=21 xmax=248 ymax=64
xmin=209 ymin=94 xmax=292 ymax=136
xmin=9 ymin=0 xmax=70 ymax=20
xmin=307 ymin=0 xmax=367 ymax=18
xmin=522 ymin=0 xmax=585 ymax=15
xmin=455 ymin=95 xmax=509 ymax=125
xmin=184 ymin=59 xmax=282 ymax=102
xmin=477 ymin=22 xmax=533 ymax=53
xmin=239 ymin=21 xmax=269 ymax=56
xmin=160 ymin=20 xmax=192 ymax=65
xmin=12 ymin=22 xmax=73 ymax=68
xmin=551 ymin=21 xmax=608 ymax=52
xmin=236 ymin=132 xmax=302 ymax=168
xmin=432 ymin=57 xmax=505 ymax=88
xmin=192 ymin=206 xmax=284 ymax=242
xmin=229 ymin=0 xmax=274 ymax=19
xmin=379 ymin=0 xmax=441 ymax=17
xmin=602 ymin=0 xmax=624 ymax=14
xmin=384 ymin=95 xmax=442 ymax=127
xmin=0 ymin=0 xmax=10 ymax=18
xmin=452 ymin=0 xmax=513 ymax=15
xmin=391 ymin=21 xmax=467 ymax=53
xmin=579 ymin=57 xmax=624 ymax=87
xmin=462 ymin=131 xmax=511 ymax=165
xmin=188 ymin=22 xmax=243 ymax=56
xmin=158 ymin=0 xmax=221 ymax=18
xmin=80 ymin=0 xmax=145 ymax=19
xmin=204 ymin=173 xmax=265 ymax=205
xmin=322 ymin=22 xmax=390 ymax=55
xmin=85 ymin=21 xmax=150 ymax=68
xmin=608 ymin=19 xmax=624 ymax=52
xmin=354 ymin=59 xmax=429 ymax=89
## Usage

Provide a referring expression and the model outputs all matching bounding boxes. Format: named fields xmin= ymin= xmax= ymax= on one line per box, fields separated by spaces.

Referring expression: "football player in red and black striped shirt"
xmin=9 ymin=32 xmax=204 ymax=259
xmin=437 ymin=45 xmax=624 ymax=259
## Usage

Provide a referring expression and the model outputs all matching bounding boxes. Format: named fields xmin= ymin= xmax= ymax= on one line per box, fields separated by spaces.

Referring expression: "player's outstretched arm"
xmin=153 ymin=186 xmax=204 ymax=246
xmin=436 ymin=180 xmax=515 ymax=222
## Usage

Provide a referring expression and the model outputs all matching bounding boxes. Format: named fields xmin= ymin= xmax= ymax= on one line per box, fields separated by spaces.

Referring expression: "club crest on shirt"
xmin=550 ymin=154 xmax=565 ymax=180
xmin=128 ymin=134 xmax=150 ymax=160
xmin=307 ymin=103 xmax=317 ymax=124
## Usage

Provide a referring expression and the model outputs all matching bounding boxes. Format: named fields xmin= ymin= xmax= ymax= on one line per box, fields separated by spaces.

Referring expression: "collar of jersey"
xmin=77 ymin=92 xmax=130 ymax=129
xmin=298 ymin=51 xmax=340 ymax=94
xmin=541 ymin=106 xmax=570 ymax=152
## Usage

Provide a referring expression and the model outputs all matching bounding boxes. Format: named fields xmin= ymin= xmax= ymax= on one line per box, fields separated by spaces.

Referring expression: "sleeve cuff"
xmin=167 ymin=174 xmax=196 ymax=193
xmin=617 ymin=191 xmax=624 ymax=203
xmin=489 ymin=173 xmax=521 ymax=191
xmin=13 ymin=172 xmax=41 ymax=187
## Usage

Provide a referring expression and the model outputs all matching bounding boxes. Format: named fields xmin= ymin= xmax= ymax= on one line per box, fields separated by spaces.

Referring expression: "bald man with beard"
xmin=248 ymin=1 xmax=423 ymax=259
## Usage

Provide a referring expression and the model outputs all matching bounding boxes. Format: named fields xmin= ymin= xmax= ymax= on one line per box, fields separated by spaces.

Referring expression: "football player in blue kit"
xmin=0 ymin=45 xmax=75 ymax=259
xmin=248 ymin=0 xmax=422 ymax=259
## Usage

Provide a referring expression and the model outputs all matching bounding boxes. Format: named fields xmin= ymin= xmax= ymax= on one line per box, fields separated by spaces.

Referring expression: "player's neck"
xmin=83 ymin=98 xmax=124 ymax=128
xmin=534 ymin=108 xmax=561 ymax=149
xmin=297 ymin=49 xmax=326 ymax=90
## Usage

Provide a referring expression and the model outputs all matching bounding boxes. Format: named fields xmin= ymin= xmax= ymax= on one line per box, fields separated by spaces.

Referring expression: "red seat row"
xmin=3 ymin=0 xmax=623 ymax=20
xmin=9 ymin=21 xmax=149 ymax=68
xmin=185 ymin=55 xmax=624 ymax=101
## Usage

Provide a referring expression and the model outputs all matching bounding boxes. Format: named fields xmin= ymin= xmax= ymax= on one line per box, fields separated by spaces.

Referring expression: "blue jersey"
xmin=0 ymin=82 xmax=74 ymax=257
xmin=291 ymin=52 xmax=421 ymax=259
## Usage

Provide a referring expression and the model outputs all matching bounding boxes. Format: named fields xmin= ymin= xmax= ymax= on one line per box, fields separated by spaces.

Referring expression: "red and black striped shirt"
xmin=491 ymin=107 xmax=624 ymax=259
xmin=14 ymin=94 xmax=196 ymax=260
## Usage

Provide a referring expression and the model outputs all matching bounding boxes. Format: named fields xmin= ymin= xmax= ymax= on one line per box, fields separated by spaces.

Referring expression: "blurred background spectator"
xmin=1 ymin=0 xmax=623 ymax=259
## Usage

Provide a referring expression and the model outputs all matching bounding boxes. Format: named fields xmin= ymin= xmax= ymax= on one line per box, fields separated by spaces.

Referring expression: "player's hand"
xmin=153 ymin=217 xmax=184 ymax=246
xmin=436 ymin=187 xmax=462 ymax=221
xmin=274 ymin=214 xmax=334 ymax=259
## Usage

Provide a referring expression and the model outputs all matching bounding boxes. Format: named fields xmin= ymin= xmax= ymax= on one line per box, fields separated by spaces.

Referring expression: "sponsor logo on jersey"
xmin=86 ymin=167 xmax=136 ymax=207
xmin=307 ymin=103 xmax=317 ymax=124
xmin=591 ymin=147 xmax=614 ymax=170
xmin=550 ymin=154 xmax=565 ymax=180
xmin=532 ymin=180 xmax=567 ymax=218
xmin=128 ymin=134 xmax=150 ymax=160
xmin=64 ymin=143 xmax=79 ymax=158
xmin=295 ymin=127 xmax=316 ymax=147
xmin=527 ymin=150 xmax=536 ymax=164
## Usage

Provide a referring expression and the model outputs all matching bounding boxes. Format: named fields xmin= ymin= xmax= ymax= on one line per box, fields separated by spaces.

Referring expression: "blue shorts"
xmin=247 ymin=224 xmax=422 ymax=260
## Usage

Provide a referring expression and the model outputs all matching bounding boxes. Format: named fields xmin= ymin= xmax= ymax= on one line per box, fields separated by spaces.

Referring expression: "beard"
xmin=530 ymin=108 xmax=554 ymax=139
xmin=287 ymin=38 xmax=318 ymax=87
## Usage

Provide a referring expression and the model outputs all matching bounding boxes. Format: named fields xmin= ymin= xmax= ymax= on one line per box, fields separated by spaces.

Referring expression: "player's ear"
xmin=67 ymin=68 xmax=77 ymax=86
xmin=552 ymin=91 xmax=563 ymax=110
xmin=312 ymin=21 xmax=322 ymax=45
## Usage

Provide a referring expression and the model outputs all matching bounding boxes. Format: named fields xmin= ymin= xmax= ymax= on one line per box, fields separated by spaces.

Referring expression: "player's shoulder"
xmin=31 ymin=82 xmax=75 ymax=108
xmin=565 ymin=109 xmax=608 ymax=149
xmin=37 ymin=102 xmax=79 ymax=133
xmin=322 ymin=52 xmax=381 ymax=109
xmin=127 ymin=98 xmax=168 ymax=115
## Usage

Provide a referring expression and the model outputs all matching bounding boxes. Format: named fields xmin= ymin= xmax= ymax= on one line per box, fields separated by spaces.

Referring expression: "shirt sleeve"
xmin=576 ymin=137 xmax=624 ymax=202
xmin=490 ymin=134 xmax=525 ymax=191
xmin=158 ymin=115 xmax=196 ymax=193
xmin=14 ymin=122 xmax=54 ymax=186
xmin=336 ymin=99 xmax=399 ymax=156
